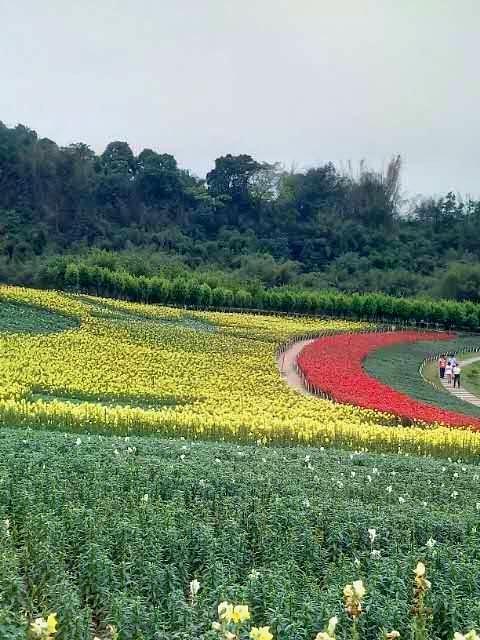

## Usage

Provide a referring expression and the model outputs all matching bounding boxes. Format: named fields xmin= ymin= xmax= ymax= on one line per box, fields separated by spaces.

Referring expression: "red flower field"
xmin=297 ymin=331 xmax=480 ymax=429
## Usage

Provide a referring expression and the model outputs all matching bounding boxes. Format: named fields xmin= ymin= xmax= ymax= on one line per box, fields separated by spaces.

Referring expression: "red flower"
xmin=297 ymin=331 xmax=480 ymax=429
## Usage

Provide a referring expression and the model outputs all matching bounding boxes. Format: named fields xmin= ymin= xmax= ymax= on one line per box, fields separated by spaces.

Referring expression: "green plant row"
xmin=41 ymin=262 xmax=480 ymax=331
xmin=1 ymin=428 xmax=480 ymax=639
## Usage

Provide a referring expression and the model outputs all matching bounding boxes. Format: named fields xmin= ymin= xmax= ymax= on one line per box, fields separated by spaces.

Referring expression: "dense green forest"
xmin=1 ymin=121 xmax=480 ymax=302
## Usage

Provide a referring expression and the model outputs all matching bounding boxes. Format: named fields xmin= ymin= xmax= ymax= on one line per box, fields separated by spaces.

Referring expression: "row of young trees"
xmin=56 ymin=262 xmax=480 ymax=330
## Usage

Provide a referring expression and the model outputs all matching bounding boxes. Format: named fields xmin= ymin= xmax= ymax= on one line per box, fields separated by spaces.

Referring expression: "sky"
xmin=1 ymin=0 xmax=479 ymax=198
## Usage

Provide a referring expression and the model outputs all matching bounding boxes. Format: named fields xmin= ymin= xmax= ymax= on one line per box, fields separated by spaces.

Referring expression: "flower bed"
xmin=297 ymin=331 xmax=480 ymax=429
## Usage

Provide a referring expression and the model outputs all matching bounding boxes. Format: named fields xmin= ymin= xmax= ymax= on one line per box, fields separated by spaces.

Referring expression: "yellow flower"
xmin=218 ymin=601 xmax=234 ymax=623
xmin=46 ymin=614 xmax=58 ymax=635
xmin=343 ymin=584 xmax=354 ymax=598
xmin=232 ymin=604 xmax=250 ymax=624
xmin=414 ymin=562 xmax=426 ymax=578
xmin=250 ymin=626 xmax=274 ymax=640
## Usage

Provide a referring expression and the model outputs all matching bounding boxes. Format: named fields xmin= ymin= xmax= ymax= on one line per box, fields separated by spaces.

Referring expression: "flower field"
xmin=0 ymin=287 xmax=480 ymax=458
xmin=364 ymin=336 xmax=480 ymax=417
xmin=297 ymin=331 xmax=480 ymax=429
xmin=1 ymin=428 xmax=480 ymax=639
xmin=2 ymin=287 xmax=480 ymax=637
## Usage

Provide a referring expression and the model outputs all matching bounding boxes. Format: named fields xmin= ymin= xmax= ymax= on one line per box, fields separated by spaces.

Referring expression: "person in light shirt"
xmin=445 ymin=361 xmax=453 ymax=384
xmin=453 ymin=364 xmax=461 ymax=389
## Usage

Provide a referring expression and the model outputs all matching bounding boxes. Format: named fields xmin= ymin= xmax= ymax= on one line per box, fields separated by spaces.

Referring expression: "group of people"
xmin=438 ymin=355 xmax=461 ymax=388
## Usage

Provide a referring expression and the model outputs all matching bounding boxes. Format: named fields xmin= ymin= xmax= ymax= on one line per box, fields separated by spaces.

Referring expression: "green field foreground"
xmin=1 ymin=428 xmax=480 ymax=639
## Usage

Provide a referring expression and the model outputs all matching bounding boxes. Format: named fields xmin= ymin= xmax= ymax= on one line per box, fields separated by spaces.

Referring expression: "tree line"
xmin=1 ymin=121 xmax=480 ymax=302
xmin=43 ymin=259 xmax=480 ymax=330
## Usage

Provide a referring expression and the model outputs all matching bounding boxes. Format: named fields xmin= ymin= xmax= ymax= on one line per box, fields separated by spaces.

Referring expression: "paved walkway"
xmin=276 ymin=338 xmax=315 ymax=396
xmin=440 ymin=355 xmax=480 ymax=407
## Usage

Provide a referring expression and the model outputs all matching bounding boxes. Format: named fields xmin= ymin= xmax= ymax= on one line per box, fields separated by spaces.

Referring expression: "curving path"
xmin=440 ymin=356 xmax=480 ymax=407
xmin=277 ymin=338 xmax=315 ymax=396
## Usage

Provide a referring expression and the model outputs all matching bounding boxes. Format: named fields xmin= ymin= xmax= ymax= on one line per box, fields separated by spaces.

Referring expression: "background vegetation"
xmin=1 ymin=122 xmax=480 ymax=303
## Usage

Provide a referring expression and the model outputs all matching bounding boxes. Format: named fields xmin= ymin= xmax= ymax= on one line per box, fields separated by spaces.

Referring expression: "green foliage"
xmin=34 ymin=259 xmax=480 ymax=330
xmin=0 ymin=300 xmax=77 ymax=334
xmin=463 ymin=362 xmax=480 ymax=398
xmin=2 ymin=121 xmax=480 ymax=301
xmin=0 ymin=429 xmax=480 ymax=638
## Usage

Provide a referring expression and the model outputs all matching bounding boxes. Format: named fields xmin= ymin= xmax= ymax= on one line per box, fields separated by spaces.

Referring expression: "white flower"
xmin=454 ymin=632 xmax=479 ymax=640
xmin=307 ymin=462 xmax=314 ymax=471
xmin=371 ymin=549 xmax=381 ymax=559
xmin=422 ymin=501 xmax=428 ymax=507
xmin=141 ymin=493 xmax=149 ymax=503
xmin=180 ymin=454 xmax=185 ymax=461
xmin=303 ymin=498 xmax=311 ymax=508
xmin=327 ymin=616 xmax=338 ymax=636
xmin=473 ymin=474 xmax=479 ymax=481
xmin=351 ymin=471 xmax=356 ymax=478
xmin=214 ymin=458 xmax=221 ymax=464
xmin=304 ymin=455 xmax=311 ymax=463
xmin=454 ymin=472 xmax=459 ymax=478
xmin=368 ymin=528 xmax=377 ymax=544
xmin=426 ymin=537 xmax=436 ymax=549
xmin=367 ymin=475 xmax=372 ymax=482
xmin=398 ymin=496 xmax=405 ymax=504
xmin=451 ymin=491 xmax=458 ymax=498
xmin=337 ymin=481 xmax=344 ymax=488
xmin=199 ymin=479 xmax=206 ymax=488
xmin=386 ymin=485 xmax=393 ymax=493
xmin=114 ymin=449 xmax=119 ymax=455
xmin=372 ymin=467 xmax=379 ymax=475
xmin=189 ymin=579 xmax=200 ymax=598
xmin=75 ymin=437 xmax=82 ymax=446
xmin=249 ymin=568 xmax=261 ymax=580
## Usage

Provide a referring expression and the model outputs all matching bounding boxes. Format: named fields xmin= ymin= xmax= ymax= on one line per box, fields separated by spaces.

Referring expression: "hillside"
xmin=1 ymin=122 xmax=480 ymax=301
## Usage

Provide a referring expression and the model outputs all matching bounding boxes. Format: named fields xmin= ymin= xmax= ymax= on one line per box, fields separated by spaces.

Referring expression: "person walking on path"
xmin=451 ymin=355 xmax=458 ymax=368
xmin=439 ymin=356 xmax=446 ymax=379
xmin=453 ymin=364 xmax=461 ymax=388
xmin=445 ymin=361 xmax=453 ymax=384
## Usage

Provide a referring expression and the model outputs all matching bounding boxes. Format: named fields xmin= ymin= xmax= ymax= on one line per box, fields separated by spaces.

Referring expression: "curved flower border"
xmin=297 ymin=330 xmax=480 ymax=429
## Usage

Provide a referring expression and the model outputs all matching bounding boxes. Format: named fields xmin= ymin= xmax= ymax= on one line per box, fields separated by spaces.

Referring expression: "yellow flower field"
xmin=0 ymin=285 xmax=479 ymax=457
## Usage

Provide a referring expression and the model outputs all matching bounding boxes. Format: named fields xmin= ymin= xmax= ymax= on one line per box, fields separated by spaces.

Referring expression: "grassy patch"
xmin=0 ymin=300 xmax=78 ymax=334
xmin=364 ymin=335 xmax=480 ymax=418
xmin=463 ymin=361 xmax=480 ymax=398
xmin=1 ymin=429 xmax=480 ymax=638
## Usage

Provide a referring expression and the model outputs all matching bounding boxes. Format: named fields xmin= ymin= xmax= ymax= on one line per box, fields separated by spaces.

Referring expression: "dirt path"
xmin=440 ymin=355 xmax=480 ymax=407
xmin=276 ymin=339 xmax=316 ymax=395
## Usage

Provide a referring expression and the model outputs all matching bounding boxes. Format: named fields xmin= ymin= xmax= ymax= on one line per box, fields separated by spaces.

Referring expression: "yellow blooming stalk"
xmin=250 ymin=627 xmax=274 ymax=640
xmin=29 ymin=613 xmax=58 ymax=639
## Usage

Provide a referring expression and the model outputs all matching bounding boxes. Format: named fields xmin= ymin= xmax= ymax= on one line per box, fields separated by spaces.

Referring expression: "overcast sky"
xmin=1 ymin=1 xmax=479 ymax=197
